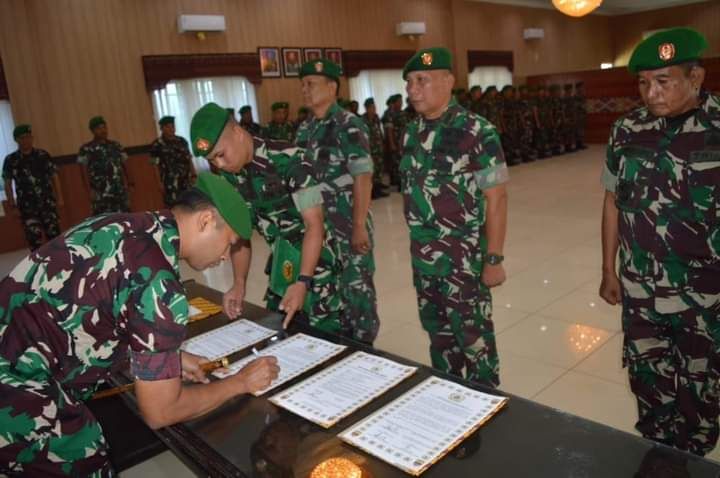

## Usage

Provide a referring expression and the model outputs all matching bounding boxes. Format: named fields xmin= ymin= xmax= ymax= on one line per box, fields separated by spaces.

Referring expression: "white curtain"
xmin=0 ymin=100 xmax=17 ymax=201
xmin=467 ymin=66 xmax=513 ymax=91
xmin=151 ymin=77 xmax=258 ymax=172
xmin=349 ymin=69 xmax=406 ymax=115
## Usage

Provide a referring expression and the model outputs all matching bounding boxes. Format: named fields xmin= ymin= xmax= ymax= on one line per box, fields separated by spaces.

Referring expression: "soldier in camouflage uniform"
xmin=150 ymin=116 xmax=197 ymax=207
xmin=262 ymin=102 xmax=295 ymax=142
xmin=78 ymin=116 xmax=131 ymax=215
xmin=469 ymin=85 xmax=484 ymax=117
xmin=361 ymin=97 xmax=389 ymax=199
xmin=295 ymin=59 xmax=379 ymax=344
xmin=402 ymin=48 xmax=509 ymax=387
xmin=516 ymin=85 xmax=538 ymax=162
xmin=482 ymin=86 xmax=502 ymax=133
xmin=190 ymin=102 xmax=344 ymax=334
xmin=294 ymin=106 xmax=310 ymax=131
xmin=499 ymin=85 xmax=523 ymax=166
xmin=534 ymin=85 xmax=553 ymax=158
xmin=574 ymin=82 xmax=588 ymax=149
xmin=562 ymin=84 xmax=577 ymax=153
xmin=0 ymin=173 xmax=279 ymax=476
xmin=382 ymin=94 xmax=405 ymax=188
xmin=548 ymin=85 xmax=566 ymax=155
xmin=2 ymin=124 xmax=61 ymax=250
xmin=239 ymin=105 xmax=262 ymax=137
xmin=600 ymin=28 xmax=720 ymax=456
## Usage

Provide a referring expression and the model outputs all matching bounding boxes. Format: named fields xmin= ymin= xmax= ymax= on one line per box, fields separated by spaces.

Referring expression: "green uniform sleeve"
xmin=472 ymin=119 xmax=509 ymax=190
xmin=603 ymin=123 xmax=620 ymax=193
xmin=342 ymin=117 xmax=374 ymax=177
xmin=285 ymin=151 xmax=323 ymax=212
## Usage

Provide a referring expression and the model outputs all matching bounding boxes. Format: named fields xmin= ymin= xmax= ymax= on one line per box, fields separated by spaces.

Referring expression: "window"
xmin=349 ymin=70 xmax=407 ymax=115
xmin=151 ymin=76 xmax=258 ymax=171
xmin=467 ymin=66 xmax=513 ymax=91
xmin=0 ymin=100 xmax=16 ymax=201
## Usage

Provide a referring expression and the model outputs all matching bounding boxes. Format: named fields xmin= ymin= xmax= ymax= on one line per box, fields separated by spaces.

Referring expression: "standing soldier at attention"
xmin=469 ymin=85 xmax=483 ymax=116
xmin=574 ymin=82 xmax=588 ymax=150
xmin=401 ymin=48 xmax=509 ymax=387
xmin=361 ymin=97 xmax=388 ymax=199
xmin=78 ymin=116 xmax=131 ymax=215
xmin=534 ymin=85 xmax=553 ymax=159
xmin=499 ymin=85 xmax=522 ymax=166
xmin=239 ymin=105 xmax=262 ymax=137
xmin=482 ymin=86 xmax=502 ymax=134
xmin=562 ymin=84 xmax=577 ymax=154
xmin=516 ymin=85 xmax=538 ymax=162
xmin=150 ymin=116 xmax=197 ymax=207
xmin=263 ymin=102 xmax=295 ymax=142
xmin=295 ymin=59 xmax=379 ymax=344
xmin=2 ymin=124 xmax=61 ymax=250
xmin=382 ymin=94 xmax=404 ymax=189
xmin=548 ymin=85 xmax=565 ymax=155
xmin=599 ymin=28 xmax=720 ymax=457
xmin=295 ymin=106 xmax=311 ymax=131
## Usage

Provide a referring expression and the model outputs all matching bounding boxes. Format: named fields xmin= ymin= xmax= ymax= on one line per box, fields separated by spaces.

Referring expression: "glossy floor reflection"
xmin=1 ymin=145 xmax=718 ymax=474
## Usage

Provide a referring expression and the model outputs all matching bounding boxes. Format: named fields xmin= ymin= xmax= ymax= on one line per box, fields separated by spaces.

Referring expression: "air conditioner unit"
xmin=396 ymin=22 xmax=426 ymax=37
xmin=523 ymin=28 xmax=545 ymax=40
xmin=178 ymin=14 xmax=226 ymax=33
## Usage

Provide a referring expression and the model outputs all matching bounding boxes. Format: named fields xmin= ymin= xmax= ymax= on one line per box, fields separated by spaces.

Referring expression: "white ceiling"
xmin=470 ymin=0 xmax=711 ymax=15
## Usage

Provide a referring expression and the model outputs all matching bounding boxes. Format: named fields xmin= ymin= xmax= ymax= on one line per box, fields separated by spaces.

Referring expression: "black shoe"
xmin=371 ymin=187 xmax=389 ymax=199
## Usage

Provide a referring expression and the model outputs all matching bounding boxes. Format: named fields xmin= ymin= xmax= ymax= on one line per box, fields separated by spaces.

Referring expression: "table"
xmin=109 ymin=280 xmax=720 ymax=477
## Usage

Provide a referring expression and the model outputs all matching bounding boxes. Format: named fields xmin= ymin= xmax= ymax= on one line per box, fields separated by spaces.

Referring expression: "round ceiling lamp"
xmin=552 ymin=0 xmax=603 ymax=17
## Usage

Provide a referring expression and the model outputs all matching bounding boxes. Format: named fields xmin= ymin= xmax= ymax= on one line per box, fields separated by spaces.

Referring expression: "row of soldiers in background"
xmin=454 ymin=82 xmax=587 ymax=165
xmin=236 ymin=102 xmax=310 ymax=143
xmin=2 ymin=115 xmax=199 ymax=250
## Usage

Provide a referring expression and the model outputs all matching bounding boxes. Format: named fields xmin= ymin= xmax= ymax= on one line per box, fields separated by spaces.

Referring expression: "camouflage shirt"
xmin=361 ymin=112 xmax=384 ymax=158
xmin=220 ymin=138 xmax=324 ymax=247
xmin=241 ymin=121 xmax=262 ymax=137
xmin=77 ymin=140 xmax=128 ymax=198
xmin=603 ymin=91 xmax=720 ymax=310
xmin=150 ymin=135 xmax=195 ymax=204
xmin=0 ymin=210 xmax=189 ymax=401
xmin=295 ymin=102 xmax=374 ymax=246
xmin=262 ymin=121 xmax=296 ymax=142
xmin=2 ymin=148 xmax=57 ymax=210
xmin=401 ymin=99 xmax=509 ymax=276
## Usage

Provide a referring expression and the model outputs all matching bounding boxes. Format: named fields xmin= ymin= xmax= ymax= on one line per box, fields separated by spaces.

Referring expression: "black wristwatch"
xmin=485 ymin=253 xmax=504 ymax=266
xmin=297 ymin=274 xmax=314 ymax=289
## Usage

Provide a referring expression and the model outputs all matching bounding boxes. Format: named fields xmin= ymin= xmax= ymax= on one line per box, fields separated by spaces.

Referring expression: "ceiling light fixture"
xmin=552 ymin=0 xmax=603 ymax=17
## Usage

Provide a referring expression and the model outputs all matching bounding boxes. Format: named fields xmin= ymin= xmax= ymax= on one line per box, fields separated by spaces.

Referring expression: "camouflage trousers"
xmin=264 ymin=247 xmax=346 ymax=335
xmin=162 ymin=175 xmax=193 ymax=207
xmin=385 ymin=151 xmax=401 ymax=185
xmin=621 ymin=276 xmax=720 ymax=457
xmin=413 ymin=270 xmax=499 ymax=388
xmin=371 ymin=154 xmax=384 ymax=185
xmin=0 ymin=369 xmax=112 ymax=477
xmin=339 ymin=247 xmax=379 ymax=344
xmin=92 ymin=193 xmax=129 ymax=216
xmin=534 ymin=127 xmax=552 ymax=157
xmin=19 ymin=203 xmax=60 ymax=250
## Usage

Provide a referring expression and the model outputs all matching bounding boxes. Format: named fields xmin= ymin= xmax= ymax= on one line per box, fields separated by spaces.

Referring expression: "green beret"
xmin=364 ymin=97 xmax=375 ymax=107
xmin=299 ymin=59 xmax=342 ymax=81
xmin=159 ymin=116 xmax=175 ymax=126
xmin=485 ymin=86 xmax=497 ymax=93
xmin=88 ymin=116 xmax=106 ymax=131
xmin=239 ymin=106 xmax=252 ymax=115
xmin=190 ymin=102 xmax=231 ymax=157
xmin=403 ymin=47 xmax=452 ymax=79
xmin=271 ymin=102 xmax=289 ymax=111
xmin=501 ymin=85 xmax=514 ymax=92
xmin=470 ymin=86 xmax=481 ymax=93
xmin=628 ymin=27 xmax=708 ymax=74
xmin=194 ymin=172 xmax=252 ymax=240
xmin=13 ymin=124 xmax=31 ymax=140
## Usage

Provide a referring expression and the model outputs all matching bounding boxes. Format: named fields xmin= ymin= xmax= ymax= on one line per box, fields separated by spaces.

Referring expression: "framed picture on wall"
xmin=303 ymin=48 xmax=323 ymax=63
xmin=258 ymin=47 xmax=281 ymax=78
xmin=324 ymin=48 xmax=343 ymax=71
xmin=282 ymin=48 xmax=303 ymax=77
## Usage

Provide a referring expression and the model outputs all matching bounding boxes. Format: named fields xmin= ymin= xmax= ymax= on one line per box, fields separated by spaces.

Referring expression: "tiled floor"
xmin=2 ymin=145 xmax=718 ymax=475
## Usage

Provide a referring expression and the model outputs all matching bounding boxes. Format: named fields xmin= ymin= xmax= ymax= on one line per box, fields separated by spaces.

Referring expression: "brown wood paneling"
xmin=343 ymin=50 xmax=416 ymax=77
xmin=467 ymin=50 xmax=514 ymax=72
xmin=142 ymin=53 xmax=262 ymax=91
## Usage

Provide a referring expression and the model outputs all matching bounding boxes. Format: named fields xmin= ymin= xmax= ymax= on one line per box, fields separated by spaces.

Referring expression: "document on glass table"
xmin=339 ymin=376 xmax=508 ymax=476
xmin=213 ymin=333 xmax=346 ymax=395
xmin=269 ymin=351 xmax=417 ymax=428
xmin=181 ymin=319 xmax=277 ymax=361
